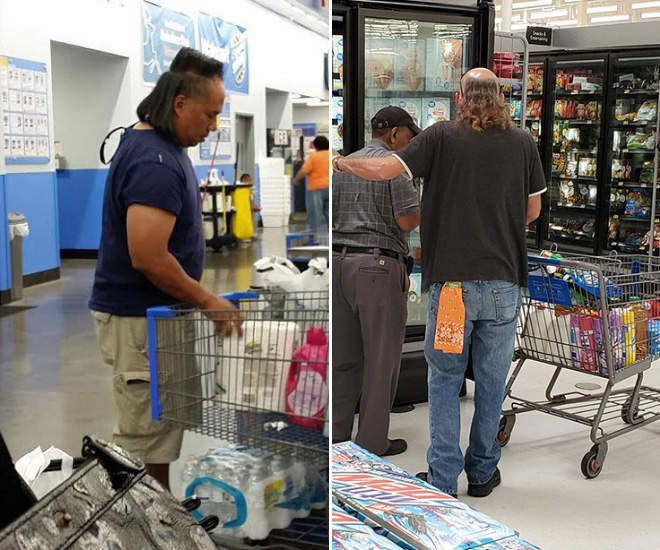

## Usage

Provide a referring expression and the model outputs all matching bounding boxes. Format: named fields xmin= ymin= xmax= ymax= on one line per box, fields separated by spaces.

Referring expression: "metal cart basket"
xmin=285 ymin=231 xmax=329 ymax=270
xmin=500 ymin=253 xmax=660 ymax=478
xmin=147 ymin=290 xmax=329 ymax=466
xmin=147 ymin=290 xmax=329 ymax=549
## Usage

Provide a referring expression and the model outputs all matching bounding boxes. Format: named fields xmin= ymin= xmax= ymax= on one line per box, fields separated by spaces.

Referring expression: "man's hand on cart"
xmin=202 ymin=296 xmax=244 ymax=337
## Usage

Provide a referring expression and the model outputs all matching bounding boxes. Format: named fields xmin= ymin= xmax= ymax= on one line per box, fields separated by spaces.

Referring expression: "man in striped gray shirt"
xmin=332 ymin=106 xmax=421 ymax=457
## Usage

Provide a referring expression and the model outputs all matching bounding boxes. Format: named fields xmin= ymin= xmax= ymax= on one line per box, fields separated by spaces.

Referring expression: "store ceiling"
xmin=250 ymin=0 xmax=328 ymax=37
xmin=494 ymin=0 xmax=660 ymax=30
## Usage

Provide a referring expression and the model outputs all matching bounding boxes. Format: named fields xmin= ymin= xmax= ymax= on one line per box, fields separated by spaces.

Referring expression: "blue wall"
xmin=0 ymin=176 xmax=9 ymax=291
xmin=57 ymin=169 xmax=108 ymax=250
xmin=4 ymin=172 xmax=60 ymax=276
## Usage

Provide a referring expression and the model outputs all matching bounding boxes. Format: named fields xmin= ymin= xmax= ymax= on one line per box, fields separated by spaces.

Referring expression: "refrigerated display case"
xmin=333 ymin=0 xmax=494 ymax=406
xmin=542 ymin=54 xmax=606 ymax=254
xmin=603 ymin=51 xmax=660 ymax=255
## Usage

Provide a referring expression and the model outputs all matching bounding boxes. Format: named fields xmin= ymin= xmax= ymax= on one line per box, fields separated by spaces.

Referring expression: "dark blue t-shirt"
xmin=89 ymin=129 xmax=204 ymax=316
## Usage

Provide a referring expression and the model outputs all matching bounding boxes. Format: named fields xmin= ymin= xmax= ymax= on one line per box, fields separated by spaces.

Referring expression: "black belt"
xmin=332 ymin=245 xmax=405 ymax=264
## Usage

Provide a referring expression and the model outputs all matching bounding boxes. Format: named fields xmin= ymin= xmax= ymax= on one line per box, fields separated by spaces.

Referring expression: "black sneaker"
xmin=415 ymin=472 xmax=457 ymax=499
xmin=378 ymin=439 xmax=407 ymax=457
xmin=467 ymin=468 xmax=501 ymax=497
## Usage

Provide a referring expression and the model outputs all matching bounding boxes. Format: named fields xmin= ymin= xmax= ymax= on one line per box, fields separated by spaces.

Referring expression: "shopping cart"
xmin=285 ymin=231 xmax=329 ymax=270
xmin=147 ymin=290 xmax=329 ymax=549
xmin=500 ymin=253 xmax=660 ymax=478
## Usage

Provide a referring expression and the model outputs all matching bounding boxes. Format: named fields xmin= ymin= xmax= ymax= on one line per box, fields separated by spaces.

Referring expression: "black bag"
xmin=0 ymin=435 xmax=217 ymax=550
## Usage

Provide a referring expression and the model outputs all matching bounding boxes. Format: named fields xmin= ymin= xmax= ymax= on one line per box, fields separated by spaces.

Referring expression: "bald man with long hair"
xmin=332 ymin=68 xmax=546 ymax=498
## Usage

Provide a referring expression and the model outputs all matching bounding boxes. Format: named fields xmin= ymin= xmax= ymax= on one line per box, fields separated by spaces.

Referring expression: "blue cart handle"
xmin=185 ymin=477 xmax=248 ymax=528
xmin=528 ymin=254 xmax=562 ymax=267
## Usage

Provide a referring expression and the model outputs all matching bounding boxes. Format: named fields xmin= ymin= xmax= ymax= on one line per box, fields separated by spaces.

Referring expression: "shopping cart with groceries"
xmin=147 ymin=290 xmax=329 ymax=549
xmin=500 ymin=252 xmax=660 ymax=478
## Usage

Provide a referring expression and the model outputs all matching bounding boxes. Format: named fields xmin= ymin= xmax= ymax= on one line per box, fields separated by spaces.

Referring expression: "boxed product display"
xmin=395 ymin=38 xmax=425 ymax=91
xmin=332 ymin=442 xmax=520 ymax=550
xmin=365 ymin=36 xmax=395 ymax=90
xmin=394 ymin=98 xmax=422 ymax=127
xmin=577 ymin=157 xmax=597 ymax=177
xmin=332 ymin=504 xmax=403 ymax=550
xmin=425 ymin=38 xmax=460 ymax=91
xmin=422 ymin=98 xmax=451 ymax=128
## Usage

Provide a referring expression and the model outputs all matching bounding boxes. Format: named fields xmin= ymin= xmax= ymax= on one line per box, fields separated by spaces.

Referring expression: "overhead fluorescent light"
xmin=641 ymin=10 xmax=660 ymax=16
xmin=563 ymin=0 xmax=582 ymax=3
xmin=495 ymin=17 xmax=503 ymax=24
xmin=632 ymin=0 xmax=660 ymax=8
xmin=511 ymin=0 xmax=552 ymax=9
xmin=495 ymin=4 xmax=501 ymax=9
xmin=590 ymin=14 xmax=630 ymax=21
xmin=586 ymin=5 xmax=618 ymax=13
xmin=530 ymin=8 xmax=568 ymax=18
xmin=510 ymin=23 xmax=529 ymax=30
xmin=552 ymin=18 xmax=579 ymax=26
xmin=291 ymin=93 xmax=301 ymax=99
xmin=312 ymin=101 xmax=330 ymax=107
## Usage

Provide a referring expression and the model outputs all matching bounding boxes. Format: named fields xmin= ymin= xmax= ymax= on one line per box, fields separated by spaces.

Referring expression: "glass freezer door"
xmin=363 ymin=16 xmax=472 ymax=146
xmin=546 ymin=57 xmax=606 ymax=253
xmin=605 ymin=53 xmax=660 ymax=255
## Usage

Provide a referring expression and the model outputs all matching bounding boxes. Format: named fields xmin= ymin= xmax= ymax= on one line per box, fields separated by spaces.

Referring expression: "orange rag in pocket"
xmin=434 ymin=283 xmax=466 ymax=354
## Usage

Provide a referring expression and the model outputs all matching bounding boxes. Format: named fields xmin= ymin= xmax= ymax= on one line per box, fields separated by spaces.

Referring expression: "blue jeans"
xmin=425 ymin=280 xmax=521 ymax=494
xmin=307 ymin=188 xmax=329 ymax=231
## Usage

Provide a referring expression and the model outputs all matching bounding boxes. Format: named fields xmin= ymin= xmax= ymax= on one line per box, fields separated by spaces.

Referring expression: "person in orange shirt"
xmin=295 ymin=135 xmax=330 ymax=230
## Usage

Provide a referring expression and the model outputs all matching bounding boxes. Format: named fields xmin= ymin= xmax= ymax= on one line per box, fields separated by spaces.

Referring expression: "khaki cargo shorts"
xmin=91 ymin=311 xmax=200 ymax=464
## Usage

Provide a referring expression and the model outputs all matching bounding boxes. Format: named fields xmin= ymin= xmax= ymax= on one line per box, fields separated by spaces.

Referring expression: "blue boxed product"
xmin=332 ymin=442 xmax=517 ymax=550
xmin=332 ymin=503 xmax=403 ymax=550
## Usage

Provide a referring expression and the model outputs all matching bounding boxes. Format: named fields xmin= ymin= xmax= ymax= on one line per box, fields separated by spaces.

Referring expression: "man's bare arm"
xmin=527 ymin=194 xmax=541 ymax=224
xmin=335 ymin=154 xmax=407 ymax=181
xmin=127 ymin=204 xmax=241 ymax=334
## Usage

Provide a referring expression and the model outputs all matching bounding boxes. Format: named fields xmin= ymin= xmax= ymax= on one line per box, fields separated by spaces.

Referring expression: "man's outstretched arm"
xmin=334 ymin=154 xmax=407 ymax=181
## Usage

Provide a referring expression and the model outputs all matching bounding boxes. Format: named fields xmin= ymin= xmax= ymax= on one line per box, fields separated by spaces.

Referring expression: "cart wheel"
xmin=580 ymin=445 xmax=604 ymax=479
xmin=496 ymin=415 xmax=515 ymax=447
xmin=621 ymin=399 xmax=644 ymax=425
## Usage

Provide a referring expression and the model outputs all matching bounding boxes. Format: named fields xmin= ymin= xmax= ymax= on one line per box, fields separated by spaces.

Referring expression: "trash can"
xmin=8 ymin=213 xmax=28 ymax=302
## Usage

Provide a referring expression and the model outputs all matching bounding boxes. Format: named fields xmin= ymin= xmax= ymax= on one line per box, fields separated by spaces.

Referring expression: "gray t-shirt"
xmin=333 ymin=139 xmax=419 ymax=256
xmin=394 ymin=120 xmax=546 ymax=288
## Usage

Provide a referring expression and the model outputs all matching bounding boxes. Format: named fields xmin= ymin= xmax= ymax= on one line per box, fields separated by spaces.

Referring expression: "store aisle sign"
xmin=142 ymin=1 xmax=195 ymax=84
xmin=0 ymin=56 xmax=50 ymax=165
xmin=526 ymin=26 xmax=552 ymax=46
xmin=198 ymin=13 xmax=249 ymax=95
xmin=200 ymin=96 xmax=233 ymax=161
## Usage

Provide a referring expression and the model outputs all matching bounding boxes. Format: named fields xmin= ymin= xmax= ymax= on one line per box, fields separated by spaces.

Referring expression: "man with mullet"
xmin=332 ymin=68 xmax=546 ymax=498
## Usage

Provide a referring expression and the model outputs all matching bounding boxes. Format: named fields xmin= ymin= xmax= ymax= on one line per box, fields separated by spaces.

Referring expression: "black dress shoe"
xmin=415 ymin=472 xmax=457 ymax=499
xmin=467 ymin=468 xmax=501 ymax=497
xmin=378 ymin=439 xmax=407 ymax=457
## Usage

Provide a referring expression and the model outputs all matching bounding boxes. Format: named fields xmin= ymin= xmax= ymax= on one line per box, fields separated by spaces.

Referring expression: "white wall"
xmin=293 ymin=105 xmax=329 ymax=127
xmin=0 ymin=0 xmax=330 ymax=173
xmin=266 ymin=89 xmax=293 ymax=130
xmin=51 ymin=43 xmax=130 ymax=170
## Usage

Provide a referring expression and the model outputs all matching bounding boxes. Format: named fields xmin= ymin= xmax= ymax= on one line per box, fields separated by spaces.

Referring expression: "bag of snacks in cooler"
xmin=640 ymin=161 xmax=656 ymax=183
xmin=627 ymin=132 xmax=656 ymax=150
xmin=635 ymin=100 xmax=657 ymax=122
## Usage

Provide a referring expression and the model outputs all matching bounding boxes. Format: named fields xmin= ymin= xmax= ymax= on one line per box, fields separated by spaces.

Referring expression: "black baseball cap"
xmin=371 ymin=106 xmax=422 ymax=136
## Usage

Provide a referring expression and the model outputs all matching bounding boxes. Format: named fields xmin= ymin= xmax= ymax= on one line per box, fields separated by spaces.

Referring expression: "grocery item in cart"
xmin=630 ymin=298 xmax=649 ymax=359
xmin=520 ymin=304 xmax=554 ymax=360
xmin=621 ymin=307 xmax=637 ymax=366
xmin=649 ymin=319 xmax=660 ymax=356
xmin=332 ymin=504 xmax=403 ymax=550
xmin=570 ymin=311 xmax=598 ymax=372
xmin=285 ymin=326 xmax=328 ymax=429
xmin=217 ymin=321 xmax=300 ymax=413
xmin=182 ymin=445 xmax=315 ymax=540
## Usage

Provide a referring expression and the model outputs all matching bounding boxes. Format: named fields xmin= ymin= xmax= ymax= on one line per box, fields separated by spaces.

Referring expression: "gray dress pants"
xmin=332 ymin=249 xmax=408 ymax=455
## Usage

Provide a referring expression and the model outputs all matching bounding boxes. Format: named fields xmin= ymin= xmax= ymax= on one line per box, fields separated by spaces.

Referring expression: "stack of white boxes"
xmin=258 ymin=157 xmax=291 ymax=228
